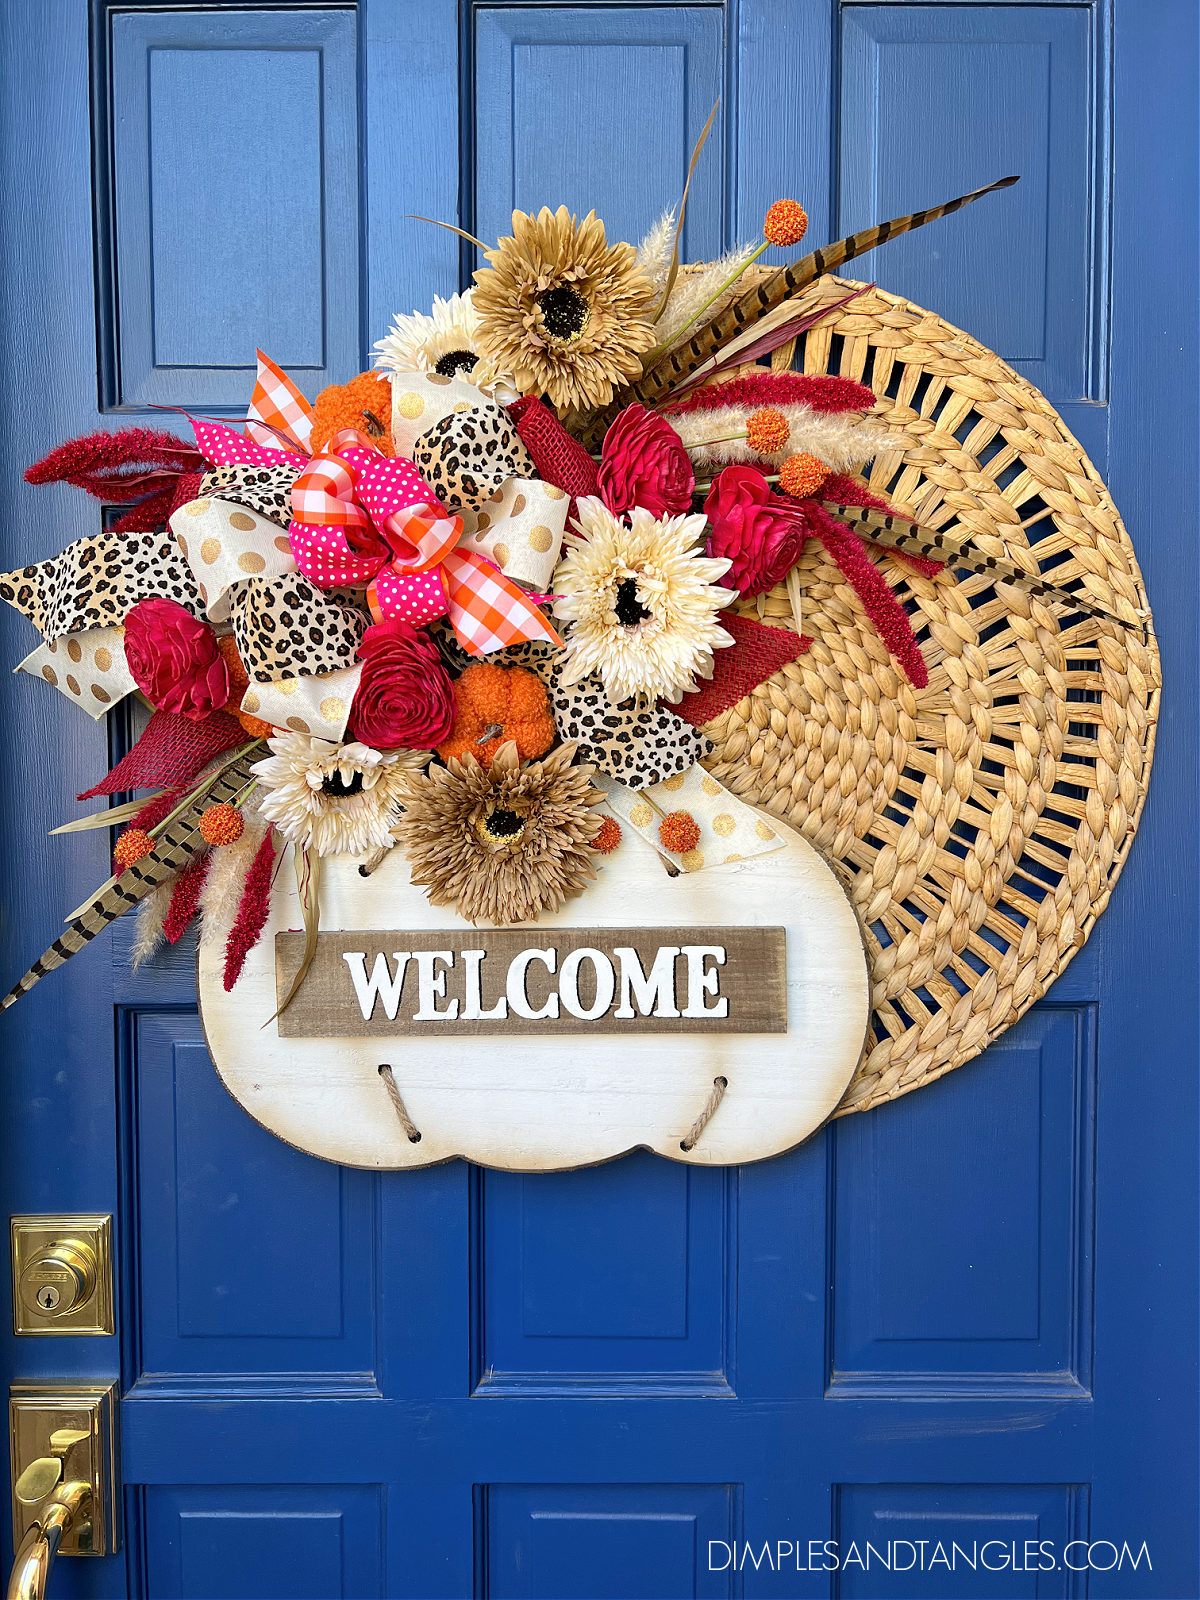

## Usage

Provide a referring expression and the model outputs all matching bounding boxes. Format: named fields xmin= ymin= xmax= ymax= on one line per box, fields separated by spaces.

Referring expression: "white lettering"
xmin=707 ymin=1543 xmax=731 ymax=1572
xmin=506 ymin=947 xmax=559 ymax=1020
xmin=612 ymin=945 xmax=680 ymax=1018
xmin=461 ymin=950 xmax=507 ymax=1021
xmin=680 ymin=945 xmax=728 ymax=1017
xmin=342 ymin=951 xmax=411 ymax=1020
xmin=412 ymin=950 xmax=458 ymax=1020
xmin=558 ymin=948 xmax=616 ymax=1020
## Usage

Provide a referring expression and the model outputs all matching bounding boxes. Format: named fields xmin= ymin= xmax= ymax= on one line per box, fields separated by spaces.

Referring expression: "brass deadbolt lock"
xmin=18 ymin=1239 xmax=97 ymax=1318
xmin=10 ymin=1216 xmax=113 ymax=1336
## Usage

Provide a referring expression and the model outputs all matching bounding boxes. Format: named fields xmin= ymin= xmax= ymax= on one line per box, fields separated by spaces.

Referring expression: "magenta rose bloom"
xmin=598 ymin=404 xmax=695 ymax=518
xmin=703 ymin=465 xmax=805 ymax=597
xmin=123 ymin=597 xmax=229 ymax=720
xmin=348 ymin=618 xmax=455 ymax=749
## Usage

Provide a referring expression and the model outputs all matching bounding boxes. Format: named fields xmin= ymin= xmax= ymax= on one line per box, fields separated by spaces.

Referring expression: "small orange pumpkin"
xmin=216 ymin=634 xmax=275 ymax=740
xmin=437 ymin=662 xmax=556 ymax=770
xmin=310 ymin=372 xmax=395 ymax=455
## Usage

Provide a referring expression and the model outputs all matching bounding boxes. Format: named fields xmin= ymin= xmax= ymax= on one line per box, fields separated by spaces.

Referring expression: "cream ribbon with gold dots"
xmin=598 ymin=765 xmax=786 ymax=872
xmin=170 ymin=497 xmax=297 ymax=623
xmin=16 ymin=624 xmax=136 ymax=720
xmin=241 ymin=662 xmax=362 ymax=742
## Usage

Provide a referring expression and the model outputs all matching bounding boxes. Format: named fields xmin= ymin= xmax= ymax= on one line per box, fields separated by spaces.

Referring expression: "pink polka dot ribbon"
xmin=289 ymin=430 xmax=562 ymax=656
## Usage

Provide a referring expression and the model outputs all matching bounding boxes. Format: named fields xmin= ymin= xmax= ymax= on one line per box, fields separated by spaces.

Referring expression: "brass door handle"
xmin=6 ymin=1479 xmax=91 ymax=1600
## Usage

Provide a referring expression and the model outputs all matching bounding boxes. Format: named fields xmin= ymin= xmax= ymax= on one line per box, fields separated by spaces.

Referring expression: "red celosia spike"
xmin=223 ymin=829 xmax=278 ymax=991
xmin=820 ymin=474 xmax=944 ymax=578
xmin=806 ymin=503 xmax=929 ymax=688
xmin=162 ymin=850 xmax=211 ymax=944
xmin=25 ymin=428 xmax=207 ymax=502
xmin=662 ymin=372 xmax=877 ymax=419
xmin=131 ymin=790 xmax=181 ymax=833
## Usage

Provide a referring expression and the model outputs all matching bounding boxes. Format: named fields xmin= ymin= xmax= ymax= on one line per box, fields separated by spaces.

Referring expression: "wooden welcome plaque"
xmin=275 ymin=927 xmax=787 ymax=1037
xmin=198 ymin=822 xmax=871 ymax=1173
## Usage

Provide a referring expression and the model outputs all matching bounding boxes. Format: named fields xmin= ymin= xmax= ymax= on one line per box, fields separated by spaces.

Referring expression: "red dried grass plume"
xmin=223 ymin=829 xmax=279 ymax=992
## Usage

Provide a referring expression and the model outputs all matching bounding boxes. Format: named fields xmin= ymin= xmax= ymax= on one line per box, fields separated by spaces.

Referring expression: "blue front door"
xmin=1 ymin=3 xmax=1195 ymax=1597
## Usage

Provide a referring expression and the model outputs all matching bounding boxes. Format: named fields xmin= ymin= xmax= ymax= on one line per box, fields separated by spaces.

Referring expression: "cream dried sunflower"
xmin=552 ymin=498 xmax=735 ymax=704
xmin=472 ymin=207 xmax=657 ymax=414
xmin=372 ymin=291 xmax=518 ymax=401
xmin=252 ymin=735 xmax=427 ymax=858
xmin=392 ymin=741 xmax=605 ymax=925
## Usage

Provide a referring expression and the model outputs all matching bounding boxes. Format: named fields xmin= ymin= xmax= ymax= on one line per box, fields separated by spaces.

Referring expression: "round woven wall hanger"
xmin=695 ymin=273 xmax=1160 ymax=1117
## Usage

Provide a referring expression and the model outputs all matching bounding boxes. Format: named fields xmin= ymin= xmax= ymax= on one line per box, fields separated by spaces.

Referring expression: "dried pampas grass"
xmin=669 ymin=403 xmax=907 ymax=476
xmin=199 ymin=793 xmax=270 ymax=953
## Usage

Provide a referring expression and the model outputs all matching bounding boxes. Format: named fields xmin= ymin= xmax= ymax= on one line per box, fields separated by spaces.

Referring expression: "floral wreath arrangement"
xmin=0 ymin=164 xmax=1141 ymax=1020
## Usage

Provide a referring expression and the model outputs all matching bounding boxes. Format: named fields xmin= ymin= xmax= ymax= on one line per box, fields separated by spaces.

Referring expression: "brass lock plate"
xmin=9 ymin=1383 xmax=120 ymax=1557
xmin=10 ymin=1215 xmax=113 ymax=1335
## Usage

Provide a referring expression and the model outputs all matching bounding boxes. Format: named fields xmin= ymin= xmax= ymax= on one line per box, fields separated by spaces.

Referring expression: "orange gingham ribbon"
xmin=289 ymin=431 xmax=562 ymax=656
xmin=246 ymin=349 xmax=313 ymax=454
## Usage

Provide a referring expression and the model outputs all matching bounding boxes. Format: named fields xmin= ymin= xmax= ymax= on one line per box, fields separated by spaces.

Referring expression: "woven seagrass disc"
xmin=694 ymin=273 xmax=1160 ymax=1116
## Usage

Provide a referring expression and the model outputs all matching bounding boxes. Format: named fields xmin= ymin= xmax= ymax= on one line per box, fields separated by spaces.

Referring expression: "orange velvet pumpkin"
xmin=216 ymin=634 xmax=275 ymax=740
xmin=309 ymin=372 xmax=395 ymax=455
xmin=437 ymin=662 xmax=556 ymax=770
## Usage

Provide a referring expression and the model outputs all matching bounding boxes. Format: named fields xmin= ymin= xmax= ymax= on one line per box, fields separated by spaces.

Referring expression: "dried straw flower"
xmin=252 ymin=734 xmax=427 ymax=858
xmin=763 ymin=199 xmax=808 ymax=248
xmin=552 ymin=497 xmax=735 ymax=704
xmin=472 ymin=207 xmax=657 ymax=414
xmin=392 ymin=741 xmax=606 ymax=926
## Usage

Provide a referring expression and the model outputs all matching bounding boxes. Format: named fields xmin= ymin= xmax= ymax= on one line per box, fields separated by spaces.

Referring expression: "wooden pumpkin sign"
xmin=197 ymin=823 xmax=871 ymax=1171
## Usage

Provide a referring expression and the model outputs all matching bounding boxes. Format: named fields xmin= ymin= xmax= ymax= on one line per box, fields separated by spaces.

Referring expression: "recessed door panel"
xmin=474 ymin=9 xmax=724 ymax=263
xmin=834 ymin=1483 xmax=1089 ymax=1600
xmin=484 ymin=1483 xmax=737 ymax=1600
xmin=144 ymin=1485 xmax=383 ymax=1599
xmin=478 ymin=1153 xmax=733 ymax=1392
xmin=130 ymin=1013 xmax=376 ymax=1387
xmin=830 ymin=1007 xmax=1095 ymax=1393
xmin=839 ymin=6 xmax=1097 ymax=399
xmin=108 ymin=9 xmax=359 ymax=409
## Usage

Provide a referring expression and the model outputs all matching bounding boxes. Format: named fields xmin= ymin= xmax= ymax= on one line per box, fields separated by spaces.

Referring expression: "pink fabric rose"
xmin=348 ymin=618 xmax=455 ymax=749
xmin=703 ymin=466 xmax=804 ymax=596
xmin=598 ymin=404 xmax=695 ymax=518
xmin=123 ymin=597 xmax=230 ymax=721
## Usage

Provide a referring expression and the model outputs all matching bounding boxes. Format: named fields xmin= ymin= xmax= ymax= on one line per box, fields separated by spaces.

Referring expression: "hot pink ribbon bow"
xmin=288 ymin=430 xmax=562 ymax=656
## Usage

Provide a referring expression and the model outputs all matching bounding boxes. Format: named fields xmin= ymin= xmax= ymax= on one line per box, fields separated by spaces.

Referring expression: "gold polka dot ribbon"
xmin=240 ymin=661 xmax=362 ymax=742
xmin=15 ymin=624 xmax=136 ymax=720
xmin=169 ymin=496 xmax=298 ymax=624
xmin=598 ymin=764 xmax=786 ymax=873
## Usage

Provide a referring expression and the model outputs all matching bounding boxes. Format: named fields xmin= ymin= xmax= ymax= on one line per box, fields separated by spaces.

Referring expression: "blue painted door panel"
xmin=474 ymin=8 xmax=725 ymax=267
xmin=109 ymin=9 xmax=360 ymax=412
xmin=0 ymin=3 xmax=1195 ymax=1599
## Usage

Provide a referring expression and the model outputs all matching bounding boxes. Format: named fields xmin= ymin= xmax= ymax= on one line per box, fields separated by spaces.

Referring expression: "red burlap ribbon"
xmin=78 ymin=709 xmax=246 ymax=800
xmin=666 ymin=613 xmax=811 ymax=728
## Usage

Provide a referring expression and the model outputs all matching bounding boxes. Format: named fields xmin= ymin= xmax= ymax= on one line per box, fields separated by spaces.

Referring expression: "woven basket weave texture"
xmin=693 ymin=272 xmax=1159 ymax=1116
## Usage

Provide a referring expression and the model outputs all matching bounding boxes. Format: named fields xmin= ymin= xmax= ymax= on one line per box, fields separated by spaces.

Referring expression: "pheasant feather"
xmin=578 ymin=174 xmax=1020 ymax=446
xmin=1 ymin=750 xmax=260 ymax=1010
xmin=822 ymin=502 xmax=1141 ymax=630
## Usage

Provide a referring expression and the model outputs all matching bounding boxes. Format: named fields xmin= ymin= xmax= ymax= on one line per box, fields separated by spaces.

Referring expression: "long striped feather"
xmin=1 ymin=750 xmax=260 ymax=1011
xmin=823 ymin=501 xmax=1141 ymax=631
xmin=577 ymin=175 xmax=1019 ymax=448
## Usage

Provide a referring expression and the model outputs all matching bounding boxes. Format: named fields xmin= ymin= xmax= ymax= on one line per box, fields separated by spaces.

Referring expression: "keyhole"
xmin=37 ymin=1285 xmax=60 ymax=1310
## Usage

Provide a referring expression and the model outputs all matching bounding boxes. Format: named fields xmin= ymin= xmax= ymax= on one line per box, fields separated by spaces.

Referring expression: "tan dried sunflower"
xmin=472 ymin=207 xmax=657 ymax=415
xmin=392 ymin=741 xmax=606 ymax=925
